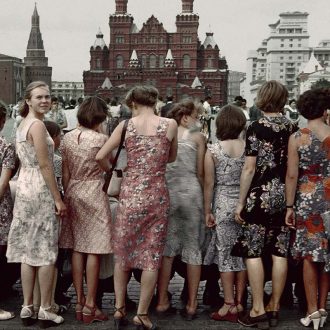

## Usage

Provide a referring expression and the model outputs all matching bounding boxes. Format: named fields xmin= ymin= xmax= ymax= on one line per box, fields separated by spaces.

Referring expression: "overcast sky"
xmin=1 ymin=0 xmax=328 ymax=81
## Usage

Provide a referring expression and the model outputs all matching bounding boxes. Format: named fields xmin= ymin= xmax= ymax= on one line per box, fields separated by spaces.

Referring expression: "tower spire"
xmin=115 ymin=0 xmax=128 ymax=14
xmin=27 ymin=3 xmax=44 ymax=50
xmin=182 ymin=0 xmax=194 ymax=13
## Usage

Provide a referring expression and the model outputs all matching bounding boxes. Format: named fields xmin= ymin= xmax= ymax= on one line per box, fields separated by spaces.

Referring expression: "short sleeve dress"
xmin=204 ymin=142 xmax=246 ymax=272
xmin=0 ymin=136 xmax=16 ymax=245
xmin=232 ymin=116 xmax=297 ymax=259
xmin=59 ymin=128 xmax=112 ymax=254
xmin=6 ymin=118 xmax=59 ymax=266
xmin=163 ymin=131 xmax=204 ymax=265
xmin=113 ymin=118 xmax=171 ymax=271
xmin=290 ymin=129 xmax=330 ymax=272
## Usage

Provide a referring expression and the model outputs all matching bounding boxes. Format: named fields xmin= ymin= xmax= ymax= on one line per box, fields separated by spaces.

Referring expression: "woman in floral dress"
xmin=60 ymin=96 xmax=112 ymax=324
xmin=0 ymin=105 xmax=16 ymax=321
xmin=156 ymin=99 xmax=205 ymax=320
xmin=232 ymin=81 xmax=297 ymax=329
xmin=96 ymin=85 xmax=177 ymax=330
xmin=6 ymin=81 xmax=66 ymax=327
xmin=285 ymin=88 xmax=330 ymax=329
xmin=204 ymin=105 xmax=247 ymax=323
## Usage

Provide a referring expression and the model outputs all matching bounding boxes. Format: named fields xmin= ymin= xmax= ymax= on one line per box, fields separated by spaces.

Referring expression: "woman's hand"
xmin=285 ymin=208 xmax=295 ymax=229
xmin=55 ymin=200 xmax=67 ymax=218
xmin=235 ymin=202 xmax=245 ymax=224
xmin=205 ymin=212 xmax=216 ymax=228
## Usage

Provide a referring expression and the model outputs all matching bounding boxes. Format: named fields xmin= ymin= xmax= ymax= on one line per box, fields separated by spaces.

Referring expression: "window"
xmin=183 ymin=36 xmax=192 ymax=43
xmin=298 ymin=56 xmax=302 ymax=59
xmin=280 ymin=69 xmax=283 ymax=72
xmin=281 ymin=39 xmax=284 ymax=42
xmin=115 ymin=36 xmax=124 ymax=44
xmin=159 ymin=55 xmax=165 ymax=68
xmin=280 ymin=63 xmax=283 ymax=66
xmin=296 ymin=29 xmax=302 ymax=33
xmin=116 ymin=55 xmax=124 ymax=69
xmin=289 ymin=44 xmax=293 ymax=47
xmin=96 ymin=59 xmax=101 ymax=69
xmin=183 ymin=54 xmax=191 ymax=68
xmin=289 ymin=56 xmax=292 ymax=60
xmin=207 ymin=56 xmax=213 ymax=68
xmin=149 ymin=54 xmax=157 ymax=68
xmin=280 ymin=56 xmax=284 ymax=60
xmin=280 ymin=44 xmax=284 ymax=47
xmin=150 ymin=36 xmax=157 ymax=44
xmin=298 ymin=44 xmax=301 ymax=47
xmin=141 ymin=55 xmax=147 ymax=68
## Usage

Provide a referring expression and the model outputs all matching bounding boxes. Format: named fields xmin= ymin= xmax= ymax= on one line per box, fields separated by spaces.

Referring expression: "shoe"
xmin=238 ymin=310 xmax=269 ymax=329
xmin=155 ymin=305 xmax=177 ymax=317
xmin=300 ymin=311 xmax=321 ymax=330
xmin=82 ymin=304 xmax=108 ymax=324
xmin=210 ymin=302 xmax=238 ymax=323
xmin=38 ymin=306 xmax=64 ymax=328
xmin=319 ymin=309 xmax=328 ymax=328
xmin=20 ymin=305 xmax=37 ymax=326
xmin=133 ymin=314 xmax=158 ymax=329
xmin=0 ymin=309 xmax=15 ymax=321
xmin=180 ymin=308 xmax=198 ymax=321
xmin=266 ymin=311 xmax=279 ymax=327
xmin=113 ymin=306 xmax=129 ymax=329
xmin=75 ymin=300 xmax=85 ymax=321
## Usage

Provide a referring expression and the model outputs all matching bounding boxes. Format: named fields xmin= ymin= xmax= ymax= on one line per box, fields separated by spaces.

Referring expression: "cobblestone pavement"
xmin=1 ymin=273 xmax=329 ymax=329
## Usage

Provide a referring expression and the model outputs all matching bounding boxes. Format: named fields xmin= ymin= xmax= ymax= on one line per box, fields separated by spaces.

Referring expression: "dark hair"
xmin=70 ymin=99 xmax=77 ymax=106
xmin=288 ymin=99 xmax=296 ymax=106
xmin=110 ymin=99 xmax=118 ymax=106
xmin=234 ymin=96 xmax=243 ymax=102
xmin=0 ymin=104 xmax=7 ymax=121
xmin=77 ymin=96 xmax=108 ymax=128
xmin=125 ymin=85 xmax=159 ymax=108
xmin=256 ymin=80 xmax=288 ymax=113
xmin=20 ymin=81 xmax=49 ymax=117
xmin=216 ymin=104 xmax=246 ymax=140
xmin=297 ymin=88 xmax=330 ymax=120
xmin=167 ymin=99 xmax=202 ymax=125
xmin=44 ymin=120 xmax=61 ymax=139
xmin=242 ymin=98 xmax=247 ymax=103
xmin=51 ymin=96 xmax=58 ymax=103
xmin=77 ymin=97 xmax=84 ymax=105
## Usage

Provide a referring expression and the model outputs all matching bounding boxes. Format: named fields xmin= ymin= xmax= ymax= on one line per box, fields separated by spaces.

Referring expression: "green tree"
xmin=311 ymin=78 xmax=330 ymax=89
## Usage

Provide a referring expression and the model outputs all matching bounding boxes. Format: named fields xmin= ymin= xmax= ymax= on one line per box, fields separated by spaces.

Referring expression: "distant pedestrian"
xmin=6 ymin=81 xmax=66 ymax=327
xmin=45 ymin=96 xmax=67 ymax=131
xmin=160 ymin=95 xmax=175 ymax=117
xmin=63 ymin=99 xmax=79 ymax=134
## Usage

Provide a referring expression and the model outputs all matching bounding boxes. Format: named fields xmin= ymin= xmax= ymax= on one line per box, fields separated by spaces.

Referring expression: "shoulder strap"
xmin=110 ymin=119 xmax=128 ymax=171
xmin=16 ymin=118 xmax=40 ymax=143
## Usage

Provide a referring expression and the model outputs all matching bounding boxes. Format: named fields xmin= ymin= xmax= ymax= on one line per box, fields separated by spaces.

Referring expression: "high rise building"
xmin=83 ymin=0 xmax=228 ymax=105
xmin=24 ymin=4 xmax=52 ymax=87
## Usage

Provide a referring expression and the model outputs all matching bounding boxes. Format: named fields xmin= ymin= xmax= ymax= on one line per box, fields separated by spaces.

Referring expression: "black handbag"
xmin=102 ymin=119 xmax=128 ymax=193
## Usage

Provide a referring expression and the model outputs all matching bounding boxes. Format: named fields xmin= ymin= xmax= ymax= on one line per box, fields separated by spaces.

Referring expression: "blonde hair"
xmin=256 ymin=80 xmax=288 ymax=113
xmin=20 ymin=81 xmax=49 ymax=117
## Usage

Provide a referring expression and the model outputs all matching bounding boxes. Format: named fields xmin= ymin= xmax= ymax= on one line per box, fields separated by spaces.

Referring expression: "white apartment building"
xmin=52 ymin=81 xmax=84 ymax=103
xmin=314 ymin=39 xmax=330 ymax=68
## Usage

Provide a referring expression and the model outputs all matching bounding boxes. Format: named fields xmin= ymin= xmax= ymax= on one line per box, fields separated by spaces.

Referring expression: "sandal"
xmin=38 ymin=306 xmax=64 ymax=328
xmin=210 ymin=302 xmax=238 ymax=323
xmin=82 ymin=304 xmax=108 ymax=324
xmin=20 ymin=305 xmax=37 ymax=326
xmin=75 ymin=300 xmax=85 ymax=321
xmin=0 ymin=309 xmax=15 ymax=321
xmin=114 ymin=306 xmax=129 ymax=329
xmin=133 ymin=313 xmax=158 ymax=330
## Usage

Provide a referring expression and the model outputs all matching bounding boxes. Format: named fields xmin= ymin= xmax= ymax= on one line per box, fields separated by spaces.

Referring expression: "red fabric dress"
xmin=113 ymin=118 xmax=171 ymax=271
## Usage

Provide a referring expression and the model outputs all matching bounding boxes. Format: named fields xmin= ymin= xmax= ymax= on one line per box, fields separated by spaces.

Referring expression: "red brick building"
xmin=83 ymin=0 xmax=228 ymax=105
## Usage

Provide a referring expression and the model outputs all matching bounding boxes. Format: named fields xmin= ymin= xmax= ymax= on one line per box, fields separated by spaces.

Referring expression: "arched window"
xmin=116 ymin=55 xmax=124 ymax=69
xmin=207 ymin=56 xmax=213 ymax=68
xmin=159 ymin=55 xmax=165 ymax=68
xmin=96 ymin=58 xmax=101 ymax=69
xmin=141 ymin=55 xmax=147 ymax=68
xmin=183 ymin=54 xmax=191 ymax=68
xmin=150 ymin=54 xmax=157 ymax=68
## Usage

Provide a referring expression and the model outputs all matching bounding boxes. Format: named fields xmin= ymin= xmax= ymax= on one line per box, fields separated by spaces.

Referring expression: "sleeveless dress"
xmin=6 ymin=118 xmax=59 ymax=266
xmin=290 ymin=129 xmax=330 ymax=272
xmin=113 ymin=118 xmax=171 ymax=271
xmin=0 ymin=136 xmax=16 ymax=245
xmin=204 ymin=142 xmax=246 ymax=272
xmin=59 ymin=128 xmax=112 ymax=254
xmin=163 ymin=131 xmax=204 ymax=265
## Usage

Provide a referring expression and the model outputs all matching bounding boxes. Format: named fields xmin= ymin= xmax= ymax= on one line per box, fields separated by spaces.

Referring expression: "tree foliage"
xmin=312 ymin=78 xmax=330 ymax=89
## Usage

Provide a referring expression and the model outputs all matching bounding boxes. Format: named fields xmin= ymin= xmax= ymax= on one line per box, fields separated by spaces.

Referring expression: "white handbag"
xmin=107 ymin=169 xmax=123 ymax=197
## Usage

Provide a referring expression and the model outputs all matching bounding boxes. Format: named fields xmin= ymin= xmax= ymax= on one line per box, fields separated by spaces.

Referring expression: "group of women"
xmin=0 ymin=80 xmax=329 ymax=330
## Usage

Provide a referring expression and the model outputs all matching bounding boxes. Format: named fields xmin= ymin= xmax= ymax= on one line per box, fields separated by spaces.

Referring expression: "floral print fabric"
xmin=6 ymin=118 xmax=59 ymax=266
xmin=113 ymin=118 xmax=171 ymax=271
xmin=203 ymin=142 xmax=246 ymax=272
xmin=232 ymin=116 xmax=297 ymax=258
xmin=0 ymin=136 xmax=16 ymax=245
xmin=59 ymin=128 xmax=112 ymax=254
xmin=163 ymin=133 xmax=204 ymax=265
xmin=291 ymin=129 xmax=330 ymax=271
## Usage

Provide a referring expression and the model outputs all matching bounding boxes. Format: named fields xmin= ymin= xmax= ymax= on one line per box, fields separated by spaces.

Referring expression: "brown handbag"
xmin=102 ymin=120 xmax=128 ymax=193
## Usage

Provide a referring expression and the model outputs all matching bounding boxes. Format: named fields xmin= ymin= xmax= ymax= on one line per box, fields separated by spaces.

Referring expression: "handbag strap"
xmin=110 ymin=119 xmax=128 ymax=172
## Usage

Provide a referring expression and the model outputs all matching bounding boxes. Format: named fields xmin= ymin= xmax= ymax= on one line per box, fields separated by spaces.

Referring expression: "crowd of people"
xmin=0 ymin=80 xmax=329 ymax=330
